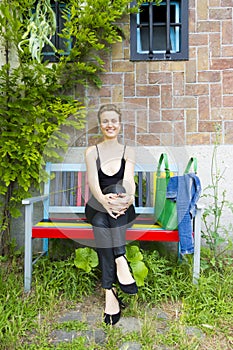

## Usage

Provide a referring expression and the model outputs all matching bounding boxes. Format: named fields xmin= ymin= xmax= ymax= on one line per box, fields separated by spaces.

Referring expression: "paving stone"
xmin=51 ymin=328 xmax=107 ymax=345
xmin=153 ymin=346 xmax=171 ymax=350
xmin=150 ymin=307 xmax=170 ymax=320
xmin=185 ymin=326 xmax=205 ymax=339
xmin=58 ymin=310 xmax=83 ymax=322
xmin=156 ymin=311 xmax=170 ymax=320
xmin=86 ymin=312 xmax=102 ymax=326
xmin=85 ymin=328 xmax=106 ymax=345
xmin=50 ymin=329 xmax=79 ymax=344
xmin=115 ymin=316 xmax=142 ymax=334
xmin=119 ymin=341 xmax=142 ymax=350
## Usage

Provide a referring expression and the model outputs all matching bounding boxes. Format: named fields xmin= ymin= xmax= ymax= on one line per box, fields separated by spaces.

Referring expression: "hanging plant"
xmin=18 ymin=0 xmax=57 ymax=62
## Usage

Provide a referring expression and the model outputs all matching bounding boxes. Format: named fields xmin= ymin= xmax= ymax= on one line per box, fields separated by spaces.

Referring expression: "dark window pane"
xmin=42 ymin=2 xmax=70 ymax=60
xmin=137 ymin=2 xmax=180 ymax=53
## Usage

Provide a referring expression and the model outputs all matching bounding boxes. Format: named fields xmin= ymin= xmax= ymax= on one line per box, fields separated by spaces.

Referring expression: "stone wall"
xmin=73 ymin=0 xmax=233 ymax=149
xmin=8 ymin=0 xmax=233 ymax=246
xmin=64 ymin=0 xmax=233 ymax=241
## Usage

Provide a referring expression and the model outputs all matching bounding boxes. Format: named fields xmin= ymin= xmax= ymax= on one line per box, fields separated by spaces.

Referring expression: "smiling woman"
xmin=84 ymin=104 xmax=137 ymax=325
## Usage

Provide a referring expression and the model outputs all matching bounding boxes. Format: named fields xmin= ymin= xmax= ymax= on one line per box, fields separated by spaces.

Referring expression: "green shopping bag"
xmin=154 ymin=153 xmax=197 ymax=230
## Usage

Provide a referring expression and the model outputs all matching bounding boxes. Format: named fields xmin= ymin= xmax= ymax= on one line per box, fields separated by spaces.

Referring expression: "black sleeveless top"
xmin=96 ymin=145 xmax=126 ymax=192
xmin=85 ymin=144 xmax=135 ymax=224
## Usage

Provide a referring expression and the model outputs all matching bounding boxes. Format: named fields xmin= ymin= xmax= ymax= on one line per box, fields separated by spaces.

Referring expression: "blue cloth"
xmin=166 ymin=173 xmax=201 ymax=255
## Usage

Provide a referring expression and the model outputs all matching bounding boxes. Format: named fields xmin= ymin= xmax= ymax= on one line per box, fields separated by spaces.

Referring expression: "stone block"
xmin=185 ymin=83 xmax=209 ymax=96
xmin=198 ymin=96 xmax=210 ymax=120
xmin=112 ymin=61 xmax=134 ymax=72
xmin=224 ymin=121 xmax=233 ymax=143
xmin=198 ymin=121 xmax=218 ymax=132
xmin=174 ymin=121 xmax=185 ymax=146
xmin=198 ymin=71 xmax=220 ymax=82
xmin=149 ymin=98 xmax=160 ymax=121
xmin=161 ymin=85 xmax=172 ymax=108
xmin=197 ymin=20 xmax=220 ymax=33
xmin=112 ymin=42 xmax=123 ymax=60
xmin=124 ymin=97 xmax=147 ymax=109
xmin=210 ymin=84 xmax=222 ymax=107
xmin=136 ymin=85 xmax=159 ymax=97
xmin=222 ymin=20 xmax=233 ymax=44
xmin=223 ymin=96 xmax=233 ymax=107
xmin=197 ymin=47 xmax=209 ymax=71
xmin=186 ymin=133 xmax=210 ymax=144
xmin=101 ymin=73 xmax=123 ymax=85
xmin=209 ymin=8 xmax=232 ymax=20
xmin=210 ymin=58 xmax=233 ymax=70
xmin=173 ymin=96 xmax=197 ymax=109
xmin=186 ymin=110 xmax=197 ymax=132
xmin=223 ymin=70 xmax=233 ymax=94
xmin=112 ymin=85 xmax=123 ymax=102
xmin=149 ymin=72 xmax=172 ymax=85
xmin=162 ymin=110 xmax=184 ymax=121
xmin=186 ymin=60 xmax=197 ymax=83
xmin=209 ymin=33 xmax=221 ymax=57
xmin=136 ymin=62 xmax=148 ymax=84
xmin=173 ymin=72 xmax=184 ymax=96
xmin=137 ymin=134 xmax=160 ymax=146
xmin=197 ymin=0 xmax=208 ymax=20
xmin=149 ymin=122 xmax=172 ymax=133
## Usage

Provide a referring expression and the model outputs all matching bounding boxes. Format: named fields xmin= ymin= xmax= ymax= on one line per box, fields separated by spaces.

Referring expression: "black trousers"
xmin=85 ymin=186 xmax=136 ymax=289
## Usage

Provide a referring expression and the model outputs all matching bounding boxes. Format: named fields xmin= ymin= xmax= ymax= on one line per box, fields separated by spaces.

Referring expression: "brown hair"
xmin=98 ymin=104 xmax=122 ymax=123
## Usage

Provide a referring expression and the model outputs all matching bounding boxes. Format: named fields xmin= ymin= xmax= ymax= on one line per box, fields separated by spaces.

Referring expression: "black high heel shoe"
xmin=117 ymin=256 xmax=138 ymax=295
xmin=118 ymin=281 xmax=138 ymax=295
xmin=103 ymin=310 xmax=121 ymax=326
xmin=103 ymin=289 xmax=124 ymax=326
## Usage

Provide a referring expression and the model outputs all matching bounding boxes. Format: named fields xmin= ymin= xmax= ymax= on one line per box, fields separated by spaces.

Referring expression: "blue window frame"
xmin=130 ymin=0 xmax=189 ymax=61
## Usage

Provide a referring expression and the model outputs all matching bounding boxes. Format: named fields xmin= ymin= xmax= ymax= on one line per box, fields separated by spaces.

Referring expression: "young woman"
xmin=85 ymin=104 xmax=137 ymax=325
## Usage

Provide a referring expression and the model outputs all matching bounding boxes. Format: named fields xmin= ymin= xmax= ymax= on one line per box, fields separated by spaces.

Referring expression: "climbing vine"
xmin=0 ymin=0 xmax=161 ymax=254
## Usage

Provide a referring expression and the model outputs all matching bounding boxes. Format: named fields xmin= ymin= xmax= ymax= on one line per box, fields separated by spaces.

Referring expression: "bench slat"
xmin=32 ymin=222 xmax=179 ymax=242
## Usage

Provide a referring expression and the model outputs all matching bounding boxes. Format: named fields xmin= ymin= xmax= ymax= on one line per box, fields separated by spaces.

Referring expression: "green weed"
xmin=0 ymin=249 xmax=233 ymax=349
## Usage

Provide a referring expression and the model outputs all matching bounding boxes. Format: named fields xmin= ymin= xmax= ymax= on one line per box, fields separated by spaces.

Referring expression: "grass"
xmin=0 ymin=248 xmax=233 ymax=349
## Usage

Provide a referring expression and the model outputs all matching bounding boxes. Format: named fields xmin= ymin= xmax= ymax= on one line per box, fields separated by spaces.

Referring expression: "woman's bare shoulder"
xmin=85 ymin=145 xmax=97 ymax=159
xmin=125 ymin=145 xmax=135 ymax=162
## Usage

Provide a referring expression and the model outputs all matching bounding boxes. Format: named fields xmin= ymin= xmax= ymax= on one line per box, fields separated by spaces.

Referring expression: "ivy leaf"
xmin=130 ymin=261 xmax=148 ymax=287
xmin=74 ymin=247 xmax=98 ymax=273
xmin=126 ymin=245 xmax=143 ymax=263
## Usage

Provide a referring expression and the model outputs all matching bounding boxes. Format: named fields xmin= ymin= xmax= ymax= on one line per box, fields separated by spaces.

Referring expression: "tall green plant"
xmin=0 ymin=0 xmax=163 ymax=254
xmin=201 ymin=125 xmax=233 ymax=269
xmin=0 ymin=0 xmax=86 ymax=254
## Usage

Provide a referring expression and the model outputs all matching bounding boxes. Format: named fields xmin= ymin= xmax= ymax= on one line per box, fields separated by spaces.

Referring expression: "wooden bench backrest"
xmin=43 ymin=162 xmax=178 ymax=219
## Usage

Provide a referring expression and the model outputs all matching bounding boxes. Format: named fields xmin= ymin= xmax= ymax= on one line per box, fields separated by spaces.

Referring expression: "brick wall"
xmin=80 ymin=0 xmax=233 ymax=148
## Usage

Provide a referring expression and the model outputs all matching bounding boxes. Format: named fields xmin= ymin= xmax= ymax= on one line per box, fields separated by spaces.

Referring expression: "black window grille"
xmin=130 ymin=0 xmax=189 ymax=61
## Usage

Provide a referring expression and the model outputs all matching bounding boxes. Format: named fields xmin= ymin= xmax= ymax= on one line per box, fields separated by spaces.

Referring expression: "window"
xmin=130 ymin=0 xmax=189 ymax=61
xmin=42 ymin=1 xmax=71 ymax=62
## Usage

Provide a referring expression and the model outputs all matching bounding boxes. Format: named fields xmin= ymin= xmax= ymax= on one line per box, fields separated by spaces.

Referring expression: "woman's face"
xmin=99 ymin=110 xmax=121 ymax=140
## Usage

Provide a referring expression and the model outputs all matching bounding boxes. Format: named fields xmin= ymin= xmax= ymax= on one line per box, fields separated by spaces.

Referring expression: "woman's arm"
xmin=117 ymin=146 xmax=136 ymax=210
xmin=85 ymin=146 xmax=105 ymax=203
xmin=123 ymin=146 xmax=136 ymax=199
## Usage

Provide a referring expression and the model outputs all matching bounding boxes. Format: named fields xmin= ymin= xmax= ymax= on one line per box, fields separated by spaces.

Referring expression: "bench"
xmin=22 ymin=158 xmax=202 ymax=292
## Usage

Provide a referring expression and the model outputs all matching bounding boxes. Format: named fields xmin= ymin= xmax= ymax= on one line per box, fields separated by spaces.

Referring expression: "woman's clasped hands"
xmin=103 ymin=193 xmax=133 ymax=219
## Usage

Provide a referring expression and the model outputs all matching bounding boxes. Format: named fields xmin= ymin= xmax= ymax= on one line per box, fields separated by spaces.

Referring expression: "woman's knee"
xmin=91 ymin=212 xmax=109 ymax=228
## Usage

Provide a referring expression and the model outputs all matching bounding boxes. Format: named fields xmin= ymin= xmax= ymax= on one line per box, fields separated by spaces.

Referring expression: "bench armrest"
xmin=22 ymin=195 xmax=49 ymax=205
